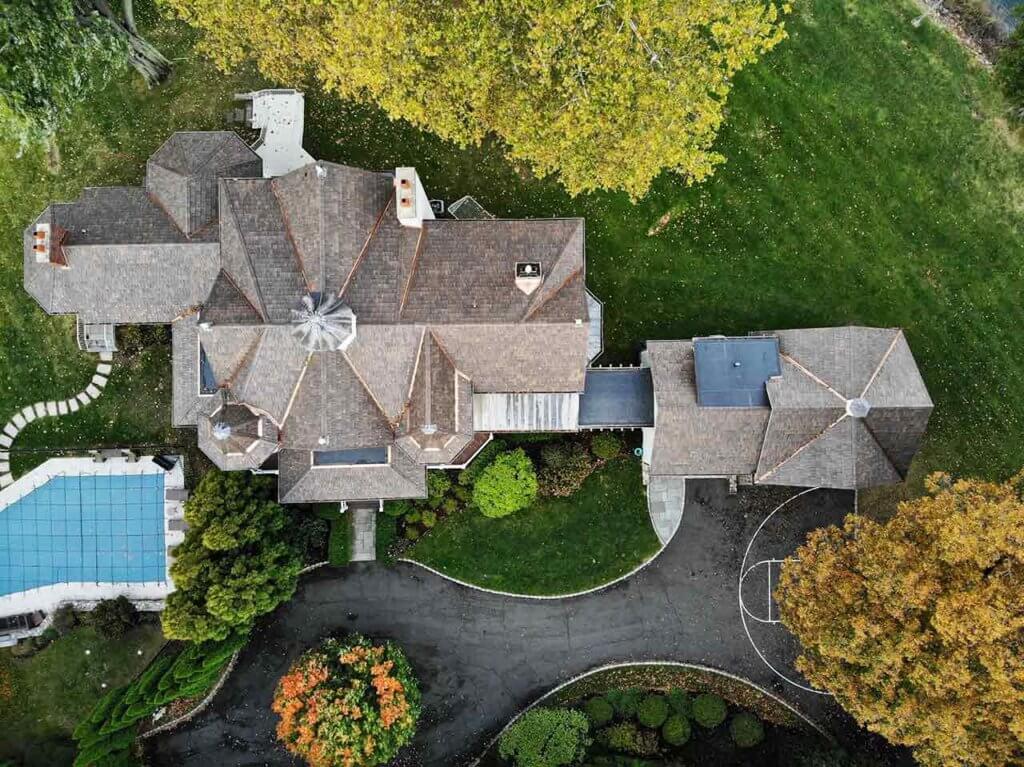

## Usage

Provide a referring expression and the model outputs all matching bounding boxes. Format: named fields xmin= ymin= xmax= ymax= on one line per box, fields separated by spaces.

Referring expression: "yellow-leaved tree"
xmin=158 ymin=0 xmax=788 ymax=198
xmin=777 ymin=471 xmax=1024 ymax=767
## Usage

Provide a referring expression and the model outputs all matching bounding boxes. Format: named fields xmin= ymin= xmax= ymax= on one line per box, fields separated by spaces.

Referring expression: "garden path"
xmin=0 ymin=353 xmax=113 ymax=488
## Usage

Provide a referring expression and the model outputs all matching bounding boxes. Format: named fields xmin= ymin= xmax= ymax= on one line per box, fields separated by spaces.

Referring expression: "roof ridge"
xmin=270 ymin=178 xmax=312 ymax=291
xmin=756 ymin=411 xmax=847 ymax=483
xmin=338 ymin=196 xmax=393 ymax=297
xmin=278 ymin=353 xmax=312 ymax=431
xmin=222 ymin=326 xmax=266 ymax=391
xmin=522 ymin=220 xmax=583 ymax=320
xmin=779 ymin=352 xmax=847 ymax=403
xmin=222 ymin=180 xmax=270 ymax=320
xmin=339 ymin=351 xmax=393 ymax=429
xmin=858 ymin=329 xmax=902 ymax=399
xmin=213 ymin=267 xmax=263 ymax=322
xmin=523 ymin=266 xmax=583 ymax=322
xmin=398 ymin=226 xmax=426 ymax=316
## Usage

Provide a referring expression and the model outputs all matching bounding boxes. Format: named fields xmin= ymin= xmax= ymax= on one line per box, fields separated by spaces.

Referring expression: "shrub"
xmin=51 ymin=605 xmax=78 ymax=635
xmin=636 ymin=694 xmax=669 ymax=728
xmin=273 ymin=634 xmax=420 ymax=767
xmin=404 ymin=526 xmax=421 ymax=540
xmin=161 ymin=471 xmax=302 ymax=642
xmin=729 ymin=712 xmax=764 ymax=748
xmin=421 ymin=510 xmax=438 ymax=529
xmin=499 ymin=707 xmax=591 ymax=767
xmin=666 ymin=688 xmax=691 ymax=717
xmin=591 ymin=433 xmax=623 ymax=460
xmin=599 ymin=722 xmax=659 ymax=756
xmin=692 ymin=693 xmax=727 ymax=728
xmin=426 ymin=471 xmax=452 ymax=508
xmin=88 ymin=596 xmax=139 ymax=640
xmin=441 ymin=497 xmax=459 ymax=515
xmin=662 ymin=713 xmax=691 ymax=746
xmin=584 ymin=696 xmax=615 ymax=727
xmin=473 ymin=449 xmax=538 ymax=518
xmin=384 ymin=500 xmax=414 ymax=518
xmin=605 ymin=689 xmax=641 ymax=719
xmin=538 ymin=442 xmax=594 ymax=497
xmin=457 ymin=439 xmax=508 ymax=486
xmin=452 ymin=484 xmax=471 ymax=503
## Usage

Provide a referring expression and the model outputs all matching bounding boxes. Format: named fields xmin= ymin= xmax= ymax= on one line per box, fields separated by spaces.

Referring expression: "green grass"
xmin=408 ymin=459 xmax=661 ymax=595
xmin=0 ymin=623 xmax=165 ymax=766
xmin=328 ymin=514 xmax=351 ymax=566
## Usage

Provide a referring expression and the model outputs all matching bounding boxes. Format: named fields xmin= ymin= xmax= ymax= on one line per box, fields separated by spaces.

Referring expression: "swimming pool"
xmin=0 ymin=467 xmax=168 ymax=597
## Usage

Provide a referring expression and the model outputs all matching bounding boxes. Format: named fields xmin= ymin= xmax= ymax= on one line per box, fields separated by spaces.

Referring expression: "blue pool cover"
xmin=0 ymin=473 xmax=166 ymax=597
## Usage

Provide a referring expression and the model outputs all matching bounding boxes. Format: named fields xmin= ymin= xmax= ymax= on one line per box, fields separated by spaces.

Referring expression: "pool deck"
xmin=0 ymin=456 xmax=184 ymax=628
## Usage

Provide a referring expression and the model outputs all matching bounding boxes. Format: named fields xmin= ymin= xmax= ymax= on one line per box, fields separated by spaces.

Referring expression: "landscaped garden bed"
xmin=479 ymin=664 xmax=836 ymax=767
xmin=401 ymin=435 xmax=660 ymax=595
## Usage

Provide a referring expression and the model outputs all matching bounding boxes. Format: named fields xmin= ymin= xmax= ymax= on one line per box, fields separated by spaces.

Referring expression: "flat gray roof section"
xmin=693 ymin=336 xmax=781 ymax=407
xmin=579 ymin=368 xmax=654 ymax=428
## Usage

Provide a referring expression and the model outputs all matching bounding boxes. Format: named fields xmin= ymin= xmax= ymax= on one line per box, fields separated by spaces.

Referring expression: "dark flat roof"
xmin=579 ymin=368 xmax=654 ymax=427
xmin=693 ymin=336 xmax=780 ymax=407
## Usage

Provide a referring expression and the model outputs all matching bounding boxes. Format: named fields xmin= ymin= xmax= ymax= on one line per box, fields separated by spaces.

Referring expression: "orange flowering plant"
xmin=272 ymin=634 xmax=420 ymax=767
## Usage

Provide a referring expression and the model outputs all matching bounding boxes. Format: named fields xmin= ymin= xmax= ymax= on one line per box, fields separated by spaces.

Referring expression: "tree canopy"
xmin=0 ymin=0 xmax=171 ymax=148
xmin=160 ymin=0 xmax=788 ymax=198
xmin=473 ymin=448 xmax=538 ymax=518
xmin=161 ymin=471 xmax=302 ymax=642
xmin=777 ymin=471 xmax=1024 ymax=767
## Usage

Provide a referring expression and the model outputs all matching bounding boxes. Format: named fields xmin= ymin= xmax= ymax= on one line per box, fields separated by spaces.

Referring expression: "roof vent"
xmin=212 ymin=422 xmax=232 ymax=441
xmin=515 ymin=262 xmax=543 ymax=295
xmin=846 ymin=397 xmax=871 ymax=418
xmin=291 ymin=293 xmax=356 ymax=352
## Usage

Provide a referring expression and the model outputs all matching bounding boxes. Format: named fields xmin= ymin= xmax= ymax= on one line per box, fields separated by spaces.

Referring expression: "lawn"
xmin=407 ymin=459 xmax=661 ymax=595
xmin=3 ymin=0 xmax=1024 ymax=500
xmin=0 ymin=623 xmax=165 ymax=766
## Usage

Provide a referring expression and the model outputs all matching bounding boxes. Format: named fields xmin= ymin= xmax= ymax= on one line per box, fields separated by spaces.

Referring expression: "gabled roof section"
xmin=272 ymin=162 xmax=394 ymax=295
xmin=219 ymin=178 xmax=307 ymax=322
xmin=199 ymin=270 xmax=262 ymax=326
xmin=147 ymin=132 xmax=261 ymax=237
xmin=278 ymin=447 xmax=426 ymax=504
xmin=397 ymin=218 xmax=585 ymax=324
xmin=282 ymin=352 xmax=393 ymax=451
xmin=343 ymin=325 xmax=425 ymax=422
xmin=230 ymin=325 xmax=310 ymax=423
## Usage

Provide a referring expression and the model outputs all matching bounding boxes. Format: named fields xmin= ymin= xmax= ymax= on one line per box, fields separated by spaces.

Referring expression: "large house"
xmin=22 ymin=91 xmax=932 ymax=510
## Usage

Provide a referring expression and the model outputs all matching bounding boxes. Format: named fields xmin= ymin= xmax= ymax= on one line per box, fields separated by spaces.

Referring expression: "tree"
xmin=0 ymin=0 xmax=172 ymax=148
xmin=161 ymin=471 xmax=302 ymax=642
xmin=272 ymin=634 xmax=420 ymax=767
xmin=499 ymin=708 xmax=590 ymax=767
xmin=89 ymin=596 xmax=139 ymax=639
xmin=159 ymin=0 xmax=788 ymax=199
xmin=473 ymin=448 xmax=538 ymax=518
xmin=777 ymin=470 xmax=1024 ymax=767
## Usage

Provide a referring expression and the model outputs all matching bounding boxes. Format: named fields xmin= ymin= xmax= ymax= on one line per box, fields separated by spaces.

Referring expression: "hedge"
xmin=328 ymin=515 xmax=351 ymax=566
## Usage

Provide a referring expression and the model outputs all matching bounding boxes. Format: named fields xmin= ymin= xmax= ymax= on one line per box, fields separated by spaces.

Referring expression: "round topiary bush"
xmin=637 ymin=694 xmax=669 ymax=728
xmin=692 ymin=693 xmax=727 ymax=728
xmin=730 ymin=711 xmax=765 ymax=748
xmin=591 ymin=433 xmax=623 ymax=460
xmin=584 ymin=696 xmax=615 ymax=727
xmin=473 ymin=448 xmax=538 ymax=518
xmin=662 ymin=713 xmax=691 ymax=746
xmin=606 ymin=688 xmax=641 ymax=719
xmin=667 ymin=687 xmax=692 ymax=717
xmin=272 ymin=634 xmax=420 ymax=767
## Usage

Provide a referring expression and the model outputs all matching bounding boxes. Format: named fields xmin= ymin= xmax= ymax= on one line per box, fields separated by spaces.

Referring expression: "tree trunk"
xmin=88 ymin=0 xmax=172 ymax=87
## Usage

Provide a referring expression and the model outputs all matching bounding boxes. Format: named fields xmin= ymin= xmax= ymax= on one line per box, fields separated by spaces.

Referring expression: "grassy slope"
xmin=0 ymin=624 xmax=164 ymax=766
xmin=302 ymin=0 xmax=1024 ymax=504
xmin=0 ymin=4 xmax=264 ymax=472
xmin=407 ymin=460 xmax=661 ymax=595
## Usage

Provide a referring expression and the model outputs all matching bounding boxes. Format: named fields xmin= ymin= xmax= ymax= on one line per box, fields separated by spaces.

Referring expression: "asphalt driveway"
xmin=149 ymin=480 xmax=858 ymax=766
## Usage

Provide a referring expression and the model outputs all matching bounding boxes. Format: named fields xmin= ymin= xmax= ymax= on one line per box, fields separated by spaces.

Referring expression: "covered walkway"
xmin=578 ymin=367 xmax=654 ymax=428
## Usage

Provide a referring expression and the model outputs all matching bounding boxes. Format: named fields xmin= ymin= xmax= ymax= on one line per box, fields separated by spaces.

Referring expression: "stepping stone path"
xmin=0 ymin=354 xmax=113 ymax=490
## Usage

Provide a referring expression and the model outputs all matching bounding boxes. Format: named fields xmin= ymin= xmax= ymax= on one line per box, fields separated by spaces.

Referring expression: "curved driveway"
xmin=150 ymin=481 xmax=856 ymax=766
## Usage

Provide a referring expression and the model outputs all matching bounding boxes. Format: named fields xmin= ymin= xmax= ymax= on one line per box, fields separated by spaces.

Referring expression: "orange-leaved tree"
xmin=777 ymin=471 xmax=1024 ymax=767
xmin=272 ymin=634 xmax=420 ymax=767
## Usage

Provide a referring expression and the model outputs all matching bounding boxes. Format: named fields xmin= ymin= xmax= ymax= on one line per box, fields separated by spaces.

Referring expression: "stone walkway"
xmin=348 ymin=502 xmax=378 ymax=562
xmin=149 ymin=481 xmax=883 ymax=767
xmin=646 ymin=475 xmax=686 ymax=544
xmin=0 ymin=353 xmax=113 ymax=488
